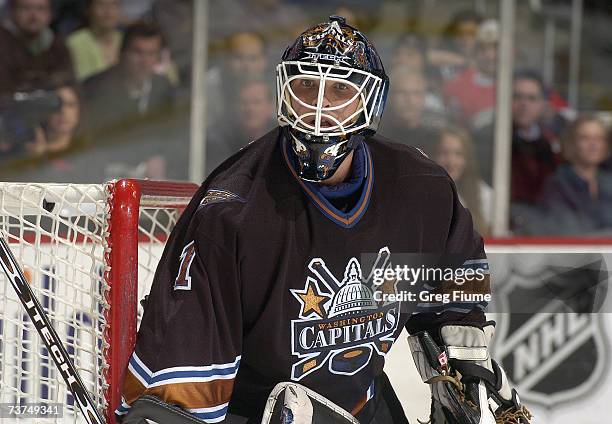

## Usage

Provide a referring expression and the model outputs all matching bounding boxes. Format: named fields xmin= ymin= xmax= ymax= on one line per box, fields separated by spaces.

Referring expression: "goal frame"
xmin=104 ymin=179 xmax=198 ymax=423
xmin=0 ymin=178 xmax=199 ymax=424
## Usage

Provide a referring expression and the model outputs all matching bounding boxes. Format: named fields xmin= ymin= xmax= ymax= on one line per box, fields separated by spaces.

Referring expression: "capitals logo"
xmin=289 ymin=247 xmax=401 ymax=381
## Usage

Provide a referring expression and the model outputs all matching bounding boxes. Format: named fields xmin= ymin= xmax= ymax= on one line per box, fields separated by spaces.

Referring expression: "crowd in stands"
xmin=0 ymin=0 xmax=611 ymax=237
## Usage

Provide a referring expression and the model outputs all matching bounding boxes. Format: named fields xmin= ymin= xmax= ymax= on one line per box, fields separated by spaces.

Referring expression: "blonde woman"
xmin=434 ymin=126 xmax=492 ymax=236
xmin=538 ymin=115 xmax=612 ymax=235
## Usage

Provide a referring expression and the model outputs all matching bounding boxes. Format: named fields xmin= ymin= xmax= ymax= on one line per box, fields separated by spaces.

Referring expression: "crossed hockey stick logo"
xmin=289 ymin=246 xmax=401 ymax=380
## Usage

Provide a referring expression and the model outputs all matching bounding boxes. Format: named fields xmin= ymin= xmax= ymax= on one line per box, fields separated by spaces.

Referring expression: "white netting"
xmin=135 ymin=204 xmax=183 ymax=318
xmin=0 ymin=181 xmax=194 ymax=423
xmin=0 ymin=183 xmax=108 ymax=424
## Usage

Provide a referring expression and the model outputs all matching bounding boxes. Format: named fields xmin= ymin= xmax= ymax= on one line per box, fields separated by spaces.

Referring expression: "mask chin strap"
xmin=289 ymin=130 xmax=365 ymax=182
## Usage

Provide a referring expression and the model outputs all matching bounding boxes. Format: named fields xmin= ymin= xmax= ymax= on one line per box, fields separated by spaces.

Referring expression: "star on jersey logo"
xmin=290 ymin=278 xmax=330 ymax=319
xmin=288 ymin=247 xmax=402 ymax=381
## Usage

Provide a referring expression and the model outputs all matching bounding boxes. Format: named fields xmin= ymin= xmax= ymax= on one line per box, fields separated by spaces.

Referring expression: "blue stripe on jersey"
xmin=189 ymin=404 xmax=229 ymax=423
xmin=115 ymin=398 xmax=131 ymax=416
xmin=149 ymin=360 xmax=240 ymax=385
xmin=129 ymin=352 xmax=241 ymax=386
xmin=129 ymin=354 xmax=153 ymax=385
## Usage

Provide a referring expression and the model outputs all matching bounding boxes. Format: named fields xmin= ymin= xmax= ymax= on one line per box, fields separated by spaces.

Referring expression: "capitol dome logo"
xmin=328 ymin=259 xmax=377 ymax=318
xmin=289 ymin=247 xmax=401 ymax=380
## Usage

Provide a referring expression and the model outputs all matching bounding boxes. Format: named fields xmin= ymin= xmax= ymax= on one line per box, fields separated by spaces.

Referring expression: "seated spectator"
xmin=207 ymin=78 xmax=275 ymax=173
xmin=389 ymin=33 xmax=448 ymax=112
xmin=207 ymin=31 xmax=270 ymax=127
xmin=390 ymin=33 xmax=428 ymax=73
xmin=510 ymin=70 xmax=558 ymax=204
xmin=443 ymin=19 xmax=498 ymax=130
xmin=36 ymin=84 xmax=85 ymax=156
xmin=381 ymin=67 xmax=444 ymax=155
xmin=236 ymin=79 xmax=275 ymax=142
xmin=474 ymin=69 xmax=558 ymax=188
xmin=434 ymin=126 xmax=492 ymax=236
xmin=83 ymin=20 xmax=174 ymax=137
xmin=429 ymin=10 xmax=482 ymax=81
xmin=0 ymin=0 xmax=74 ymax=96
xmin=1 ymin=84 xmax=91 ymax=181
xmin=31 ymin=86 xmax=81 ymax=155
xmin=1 ymin=85 xmax=75 ymax=162
xmin=537 ymin=115 xmax=612 ymax=235
xmin=67 ymin=0 xmax=122 ymax=81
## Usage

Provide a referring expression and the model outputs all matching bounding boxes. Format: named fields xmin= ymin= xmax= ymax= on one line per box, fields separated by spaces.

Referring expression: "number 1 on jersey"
xmin=174 ymin=241 xmax=196 ymax=291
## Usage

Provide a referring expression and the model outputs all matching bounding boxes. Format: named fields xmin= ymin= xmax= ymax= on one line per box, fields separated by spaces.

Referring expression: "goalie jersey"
xmin=117 ymin=128 xmax=490 ymax=423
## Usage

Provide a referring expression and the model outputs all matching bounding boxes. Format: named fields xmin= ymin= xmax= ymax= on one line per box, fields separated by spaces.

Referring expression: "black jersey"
xmin=117 ymin=128 xmax=489 ymax=423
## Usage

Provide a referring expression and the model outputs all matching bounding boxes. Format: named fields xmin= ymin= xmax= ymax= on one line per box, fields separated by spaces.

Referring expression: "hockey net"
xmin=0 ymin=179 xmax=198 ymax=423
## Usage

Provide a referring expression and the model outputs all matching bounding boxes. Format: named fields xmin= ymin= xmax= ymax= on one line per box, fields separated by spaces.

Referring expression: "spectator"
xmin=443 ymin=19 xmax=498 ymax=130
xmin=390 ymin=33 xmax=428 ymax=73
xmin=225 ymin=32 xmax=268 ymax=78
xmin=0 ymin=0 xmax=74 ymax=96
xmin=1 ymin=84 xmax=90 ymax=181
xmin=67 ymin=0 xmax=122 ymax=81
xmin=236 ymin=79 xmax=275 ymax=141
xmin=37 ymin=84 xmax=85 ymax=155
xmin=382 ymin=67 xmax=443 ymax=155
xmin=537 ymin=115 xmax=612 ymax=235
xmin=207 ymin=31 xmax=270 ymax=127
xmin=429 ymin=10 xmax=483 ymax=81
xmin=83 ymin=20 xmax=174 ymax=137
xmin=434 ymin=126 xmax=491 ymax=236
xmin=390 ymin=34 xmax=448 ymax=119
xmin=207 ymin=78 xmax=275 ymax=173
xmin=510 ymin=70 xmax=558 ymax=204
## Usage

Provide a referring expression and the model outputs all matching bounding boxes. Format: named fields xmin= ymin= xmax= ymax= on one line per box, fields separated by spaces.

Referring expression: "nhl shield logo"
xmin=491 ymin=256 xmax=609 ymax=407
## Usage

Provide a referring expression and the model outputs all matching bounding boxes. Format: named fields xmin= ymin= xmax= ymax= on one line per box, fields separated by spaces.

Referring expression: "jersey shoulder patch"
xmin=197 ymin=189 xmax=246 ymax=209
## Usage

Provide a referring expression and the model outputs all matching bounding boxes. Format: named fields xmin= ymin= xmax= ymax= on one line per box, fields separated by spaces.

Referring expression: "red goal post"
xmin=0 ymin=179 xmax=198 ymax=424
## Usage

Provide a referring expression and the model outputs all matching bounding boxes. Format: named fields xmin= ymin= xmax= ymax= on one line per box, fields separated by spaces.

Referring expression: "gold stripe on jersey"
xmin=123 ymin=368 xmax=147 ymax=404
xmin=144 ymin=378 xmax=235 ymax=409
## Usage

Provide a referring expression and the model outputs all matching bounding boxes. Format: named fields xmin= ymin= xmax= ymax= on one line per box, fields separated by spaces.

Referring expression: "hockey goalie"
xmin=116 ymin=16 xmax=532 ymax=424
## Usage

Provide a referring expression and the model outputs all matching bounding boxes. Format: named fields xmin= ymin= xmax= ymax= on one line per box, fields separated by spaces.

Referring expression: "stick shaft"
xmin=0 ymin=236 xmax=105 ymax=424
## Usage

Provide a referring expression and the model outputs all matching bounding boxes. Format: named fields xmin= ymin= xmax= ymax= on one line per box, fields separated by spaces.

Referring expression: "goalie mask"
xmin=276 ymin=15 xmax=389 ymax=181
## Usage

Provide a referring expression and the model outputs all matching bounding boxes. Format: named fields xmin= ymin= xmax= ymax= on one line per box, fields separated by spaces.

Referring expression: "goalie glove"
xmin=407 ymin=322 xmax=533 ymax=424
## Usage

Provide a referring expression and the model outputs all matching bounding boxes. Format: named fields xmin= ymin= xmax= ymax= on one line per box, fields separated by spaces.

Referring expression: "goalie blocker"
xmin=408 ymin=321 xmax=533 ymax=424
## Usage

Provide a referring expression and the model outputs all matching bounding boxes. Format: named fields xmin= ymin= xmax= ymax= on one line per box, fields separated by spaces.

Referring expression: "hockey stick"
xmin=0 ymin=236 xmax=105 ymax=424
